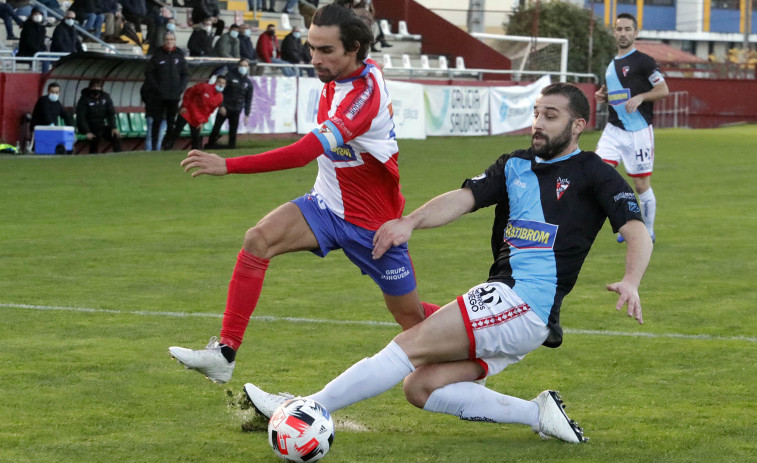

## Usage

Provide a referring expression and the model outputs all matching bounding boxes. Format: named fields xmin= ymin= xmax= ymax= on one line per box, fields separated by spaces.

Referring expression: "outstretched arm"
xmin=606 ymin=219 xmax=653 ymax=324
xmin=372 ymin=188 xmax=477 ymax=259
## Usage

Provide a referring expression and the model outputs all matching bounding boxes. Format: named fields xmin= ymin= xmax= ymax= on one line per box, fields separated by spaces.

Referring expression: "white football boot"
xmin=169 ymin=336 xmax=235 ymax=384
xmin=531 ymin=390 xmax=588 ymax=443
xmin=243 ymin=383 xmax=294 ymax=418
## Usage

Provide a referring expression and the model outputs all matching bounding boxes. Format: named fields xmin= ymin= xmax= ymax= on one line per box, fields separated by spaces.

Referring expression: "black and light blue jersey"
xmin=605 ymin=49 xmax=664 ymax=132
xmin=463 ymin=148 xmax=642 ymax=347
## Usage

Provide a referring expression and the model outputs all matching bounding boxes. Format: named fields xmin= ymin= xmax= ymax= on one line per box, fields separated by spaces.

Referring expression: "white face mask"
xmin=204 ymin=25 xmax=212 ymax=33
xmin=238 ymin=66 xmax=248 ymax=75
xmin=166 ymin=23 xmax=176 ymax=31
xmin=229 ymin=30 xmax=239 ymax=39
xmin=64 ymin=18 xmax=75 ymax=27
xmin=215 ymin=85 xmax=225 ymax=92
xmin=48 ymin=93 xmax=59 ymax=102
xmin=32 ymin=14 xmax=43 ymax=23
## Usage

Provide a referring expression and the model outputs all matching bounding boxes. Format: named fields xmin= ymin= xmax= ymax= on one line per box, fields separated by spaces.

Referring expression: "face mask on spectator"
xmin=64 ymin=18 xmax=75 ymax=27
xmin=215 ymin=85 xmax=225 ymax=92
xmin=238 ymin=66 xmax=248 ymax=75
xmin=230 ymin=30 xmax=239 ymax=38
xmin=32 ymin=14 xmax=43 ymax=23
xmin=267 ymin=29 xmax=275 ymax=36
xmin=244 ymin=29 xmax=251 ymax=37
xmin=48 ymin=93 xmax=59 ymax=102
xmin=293 ymin=32 xmax=301 ymax=39
xmin=204 ymin=25 xmax=213 ymax=33
xmin=166 ymin=23 xmax=176 ymax=31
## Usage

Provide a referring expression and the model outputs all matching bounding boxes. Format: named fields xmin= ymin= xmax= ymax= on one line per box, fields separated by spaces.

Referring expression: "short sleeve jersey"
xmin=463 ymin=148 xmax=642 ymax=347
xmin=310 ymin=59 xmax=404 ymax=231
xmin=605 ymin=49 xmax=665 ymax=132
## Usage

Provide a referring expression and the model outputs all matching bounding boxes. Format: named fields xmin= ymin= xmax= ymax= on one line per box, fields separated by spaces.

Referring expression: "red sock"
xmin=421 ymin=302 xmax=441 ymax=318
xmin=219 ymin=249 xmax=269 ymax=351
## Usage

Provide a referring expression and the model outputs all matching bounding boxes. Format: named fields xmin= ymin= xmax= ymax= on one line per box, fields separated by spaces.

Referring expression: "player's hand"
xmin=86 ymin=132 xmax=94 ymax=140
xmin=219 ymin=106 xmax=227 ymax=116
xmin=112 ymin=128 xmax=120 ymax=138
xmin=243 ymin=115 xmax=249 ymax=125
xmin=625 ymin=95 xmax=643 ymax=113
xmin=606 ymin=280 xmax=643 ymax=324
xmin=180 ymin=149 xmax=228 ymax=177
xmin=594 ymin=84 xmax=607 ymax=103
xmin=372 ymin=218 xmax=413 ymax=260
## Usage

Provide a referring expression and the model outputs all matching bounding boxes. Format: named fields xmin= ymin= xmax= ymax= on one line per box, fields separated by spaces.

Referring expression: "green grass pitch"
xmin=1 ymin=125 xmax=755 ymax=462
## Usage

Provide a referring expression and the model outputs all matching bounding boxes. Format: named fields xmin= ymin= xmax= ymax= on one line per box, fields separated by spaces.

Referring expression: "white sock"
xmin=638 ymin=187 xmax=656 ymax=236
xmin=423 ymin=382 xmax=539 ymax=427
xmin=308 ymin=341 xmax=414 ymax=413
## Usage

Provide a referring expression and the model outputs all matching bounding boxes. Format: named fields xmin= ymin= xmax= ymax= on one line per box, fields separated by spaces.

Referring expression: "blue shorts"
xmin=291 ymin=192 xmax=417 ymax=296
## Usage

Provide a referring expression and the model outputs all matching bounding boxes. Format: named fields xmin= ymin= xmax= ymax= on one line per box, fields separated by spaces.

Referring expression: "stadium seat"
xmin=401 ymin=54 xmax=412 ymax=69
xmin=397 ymin=21 xmax=421 ymax=40
xmin=420 ymin=55 xmax=430 ymax=69
xmin=117 ymin=113 xmax=136 ymax=137
xmin=379 ymin=19 xmax=395 ymax=38
xmin=382 ymin=54 xmax=393 ymax=69
xmin=455 ymin=56 xmax=466 ymax=69
xmin=280 ymin=13 xmax=292 ymax=31
xmin=438 ymin=56 xmax=448 ymax=70
xmin=129 ymin=113 xmax=148 ymax=137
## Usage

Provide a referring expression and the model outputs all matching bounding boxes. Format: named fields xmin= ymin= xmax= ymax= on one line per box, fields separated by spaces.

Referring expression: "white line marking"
xmin=2 ymin=302 xmax=756 ymax=343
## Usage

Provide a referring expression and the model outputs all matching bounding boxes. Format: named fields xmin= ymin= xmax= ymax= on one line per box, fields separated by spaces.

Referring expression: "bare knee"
xmin=242 ymin=226 xmax=271 ymax=258
xmin=403 ymin=372 xmax=433 ymax=409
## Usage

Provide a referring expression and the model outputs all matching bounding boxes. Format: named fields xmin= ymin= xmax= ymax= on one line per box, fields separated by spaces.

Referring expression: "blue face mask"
xmin=166 ymin=23 xmax=176 ymax=31
xmin=215 ymin=85 xmax=225 ymax=92
xmin=238 ymin=66 xmax=249 ymax=75
xmin=293 ymin=32 xmax=301 ymax=39
xmin=230 ymin=30 xmax=239 ymax=39
xmin=48 ymin=93 xmax=59 ymax=102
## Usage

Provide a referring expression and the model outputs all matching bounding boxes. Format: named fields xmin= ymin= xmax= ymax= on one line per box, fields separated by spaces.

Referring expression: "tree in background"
xmin=505 ymin=1 xmax=616 ymax=79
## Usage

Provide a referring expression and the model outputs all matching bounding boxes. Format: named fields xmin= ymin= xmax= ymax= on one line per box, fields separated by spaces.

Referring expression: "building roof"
xmin=635 ymin=40 xmax=707 ymax=64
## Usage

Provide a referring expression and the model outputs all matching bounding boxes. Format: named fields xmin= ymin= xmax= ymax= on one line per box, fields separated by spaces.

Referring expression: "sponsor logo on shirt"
xmin=346 ymin=78 xmax=374 ymax=121
xmin=628 ymin=201 xmax=640 ymax=213
xmin=608 ymin=89 xmax=631 ymax=105
xmin=381 ymin=266 xmax=411 ymax=281
xmin=504 ymin=219 xmax=558 ymax=249
xmin=326 ymin=145 xmax=357 ymax=162
xmin=613 ymin=192 xmax=636 ymax=202
xmin=513 ymin=178 xmax=527 ymax=189
xmin=556 ymin=177 xmax=570 ymax=200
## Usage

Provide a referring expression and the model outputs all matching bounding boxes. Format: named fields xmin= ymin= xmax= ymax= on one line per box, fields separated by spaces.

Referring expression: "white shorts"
xmin=596 ymin=123 xmax=655 ymax=177
xmin=457 ymin=282 xmax=549 ymax=378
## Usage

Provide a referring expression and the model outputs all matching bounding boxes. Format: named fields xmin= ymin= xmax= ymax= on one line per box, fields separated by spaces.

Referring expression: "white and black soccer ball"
xmin=268 ymin=398 xmax=335 ymax=462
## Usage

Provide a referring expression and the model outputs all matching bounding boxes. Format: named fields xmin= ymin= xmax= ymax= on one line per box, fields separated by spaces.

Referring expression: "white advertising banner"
xmin=242 ymin=76 xmax=298 ymax=134
xmin=423 ymin=85 xmax=490 ymax=136
xmin=489 ymin=75 xmax=551 ymax=135
xmin=385 ymin=79 xmax=426 ymax=139
xmin=296 ymin=77 xmax=324 ymax=135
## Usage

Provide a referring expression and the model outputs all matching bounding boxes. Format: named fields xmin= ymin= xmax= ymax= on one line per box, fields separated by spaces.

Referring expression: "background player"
xmin=169 ymin=4 xmax=438 ymax=384
xmin=595 ymin=12 xmax=668 ymax=243
xmin=245 ymin=83 xmax=654 ymax=444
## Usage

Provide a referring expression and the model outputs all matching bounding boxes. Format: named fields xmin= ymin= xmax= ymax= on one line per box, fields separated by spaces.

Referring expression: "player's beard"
xmin=531 ymin=119 xmax=573 ymax=160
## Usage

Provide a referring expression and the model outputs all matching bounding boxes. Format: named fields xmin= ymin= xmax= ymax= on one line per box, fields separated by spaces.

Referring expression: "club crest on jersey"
xmin=504 ymin=219 xmax=558 ymax=249
xmin=622 ymin=65 xmax=630 ymax=76
xmin=556 ymin=177 xmax=570 ymax=200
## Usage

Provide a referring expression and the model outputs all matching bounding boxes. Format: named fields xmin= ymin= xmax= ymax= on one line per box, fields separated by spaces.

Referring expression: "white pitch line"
xmin=2 ymin=302 xmax=756 ymax=343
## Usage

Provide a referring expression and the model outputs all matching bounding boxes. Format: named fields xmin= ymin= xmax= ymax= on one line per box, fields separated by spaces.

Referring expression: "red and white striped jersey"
xmin=310 ymin=60 xmax=404 ymax=231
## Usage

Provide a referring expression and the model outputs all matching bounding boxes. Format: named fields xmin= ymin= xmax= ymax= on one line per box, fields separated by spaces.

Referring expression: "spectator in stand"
xmin=164 ymin=75 xmax=226 ymax=150
xmin=281 ymin=26 xmax=312 ymax=76
xmin=119 ymin=0 xmax=147 ymax=46
xmin=255 ymin=23 xmax=295 ymax=76
xmin=37 ymin=0 xmax=65 ymax=18
xmin=75 ymin=78 xmax=122 ymax=154
xmin=17 ymin=8 xmax=48 ymax=71
xmin=238 ymin=23 xmax=255 ymax=62
xmin=190 ymin=0 xmax=223 ymax=36
xmin=31 ymin=82 xmax=74 ymax=130
xmin=212 ymin=23 xmax=240 ymax=58
xmin=10 ymin=0 xmax=34 ymax=19
xmin=144 ymin=31 xmax=188 ymax=150
xmin=0 ymin=1 xmax=25 ymax=41
xmin=51 ymin=10 xmax=84 ymax=54
xmin=280 ymin=0 xmax=298 ymax=14
xmin=70 ymin=0 xmax=105 ymax=40
xmin=147 ymin=15 xmax=175 ymax=55
xmin=141 ymin=81 xmax=167 ymax=151
xmin=101 ymin=0 xmax=124 ymax=43
xmin=206 ymin=59 xmax=252 ymax=150
xmin=247 ymin=0 xmax=272 ymax=13
xmin=187 ymin=18 xmax=213 ymax=56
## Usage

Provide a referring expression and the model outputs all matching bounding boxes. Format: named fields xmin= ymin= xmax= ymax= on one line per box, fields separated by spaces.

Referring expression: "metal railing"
xmin=0 ymin=51 xmax=69 ymax=72
xmin=29 ymin=0 xmax=120 ymax=54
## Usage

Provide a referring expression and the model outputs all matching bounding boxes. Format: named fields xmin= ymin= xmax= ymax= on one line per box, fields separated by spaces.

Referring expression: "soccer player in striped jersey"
xmin=595 ymin=13 xmax=668 ymax=243
xmin=169 ymin=3 xmax=438 ymax=384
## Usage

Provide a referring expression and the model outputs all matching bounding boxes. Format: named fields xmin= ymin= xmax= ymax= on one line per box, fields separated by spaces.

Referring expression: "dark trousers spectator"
xmin=0 ymin=3 xmax=23 ymax=39
xmin=207 ymin=109 xmax=240 ymax=148
xmin=150 ymin=98 xmax=179 ymax=150
xmin=88 ymin=126 xmax=122 ymax=153
xmin=170 ymin=115 xmax=203 ymax=149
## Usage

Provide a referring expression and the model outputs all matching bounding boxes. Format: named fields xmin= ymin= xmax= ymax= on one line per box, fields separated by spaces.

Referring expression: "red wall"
xmin=0 ymin=73 xmax=42 ymax=145
xmin=665 ymin=77 xmax=757 ymax=128
xmin=373 ymin=0 xmax=511 ymax=78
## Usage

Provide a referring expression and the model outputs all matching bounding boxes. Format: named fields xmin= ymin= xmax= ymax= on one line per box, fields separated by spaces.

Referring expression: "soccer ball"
xmin=268 ymin=398 xmax=335 ymax=462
